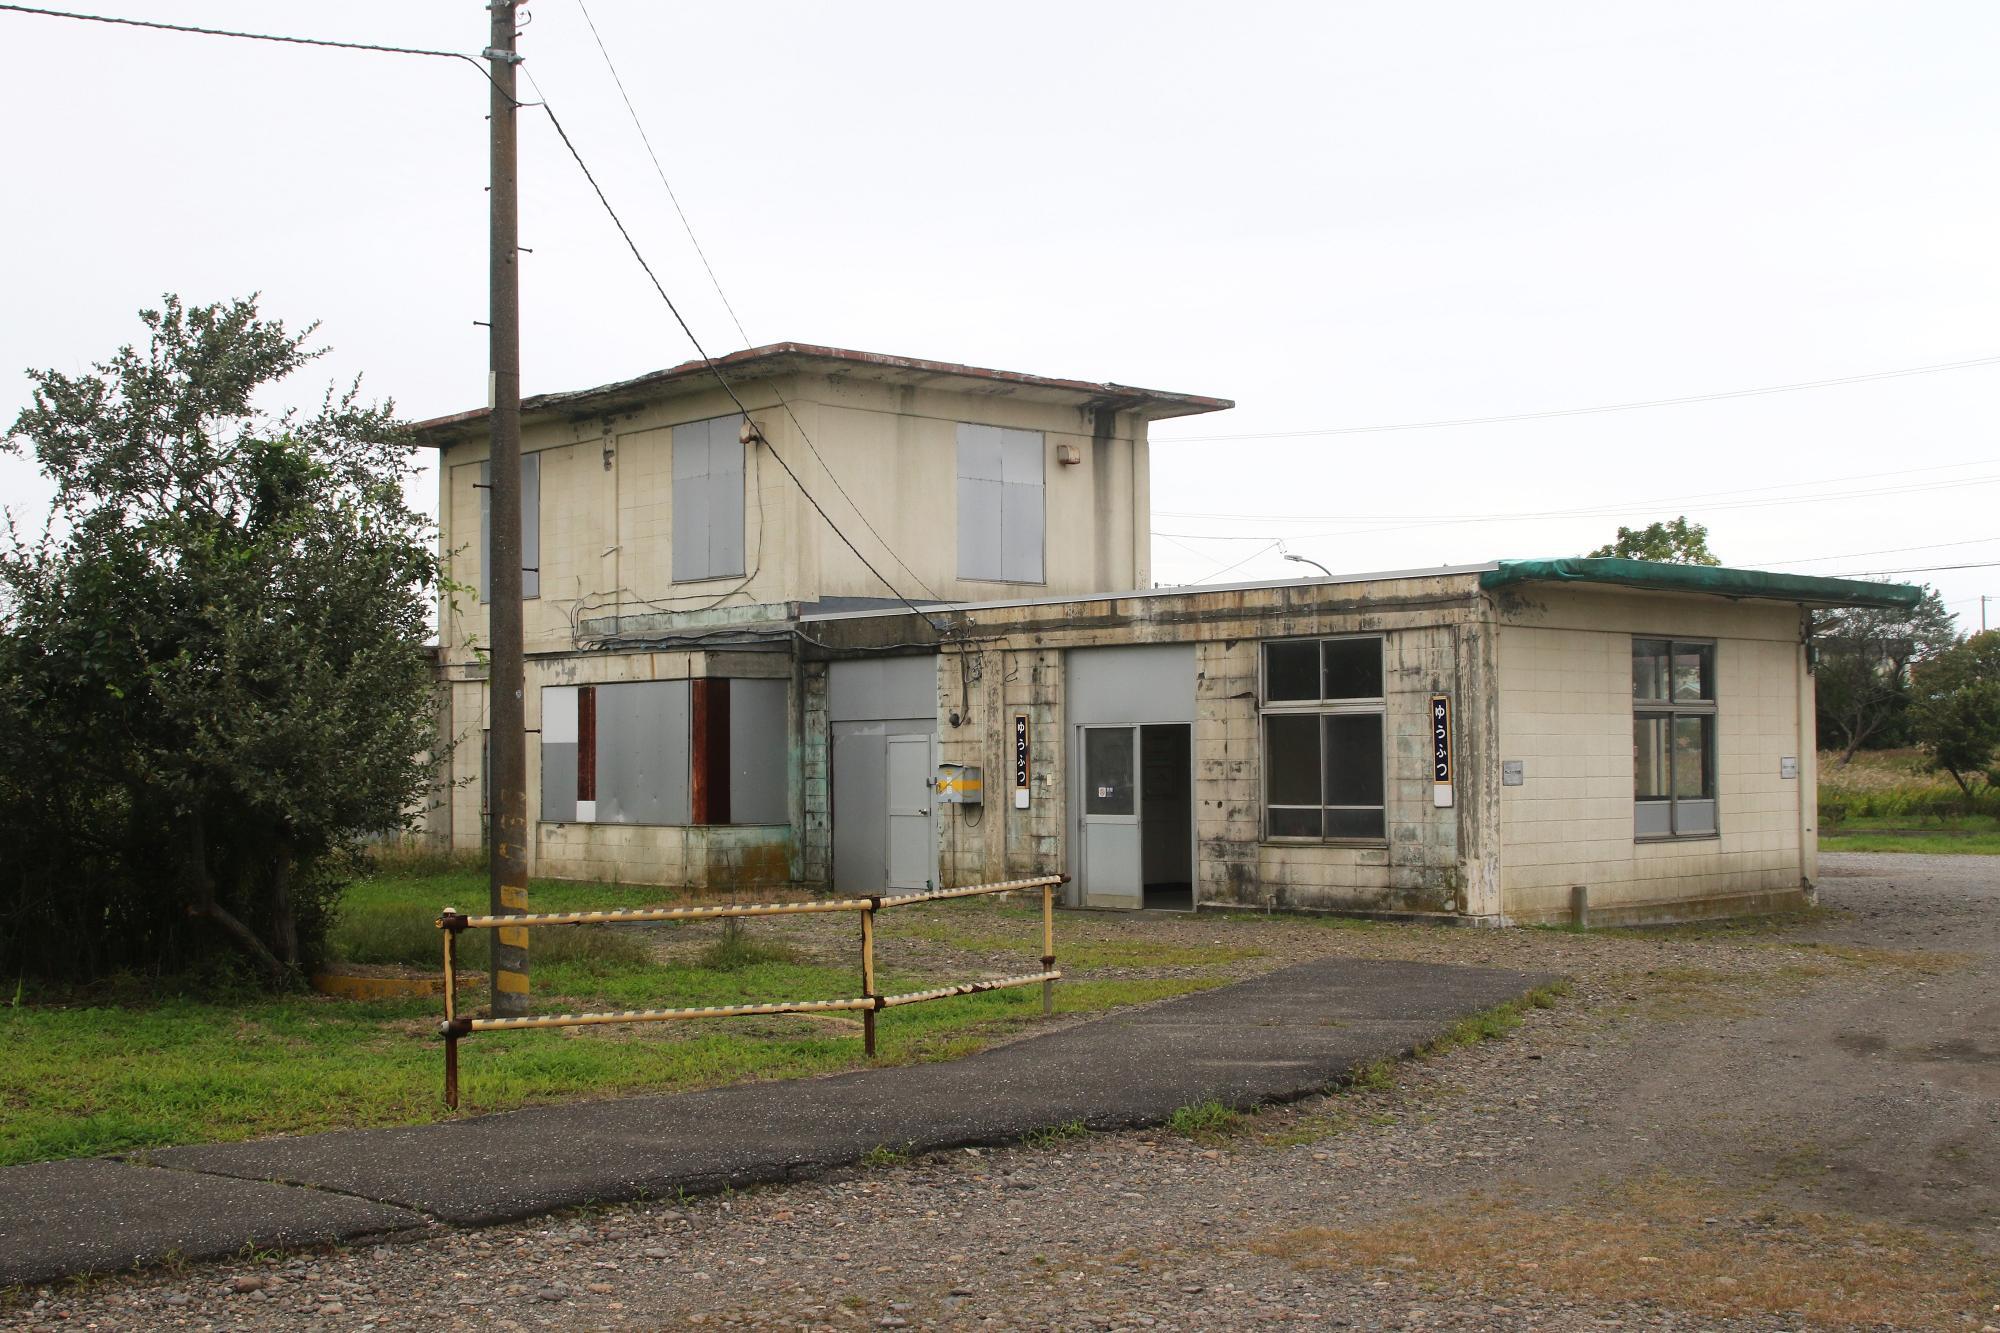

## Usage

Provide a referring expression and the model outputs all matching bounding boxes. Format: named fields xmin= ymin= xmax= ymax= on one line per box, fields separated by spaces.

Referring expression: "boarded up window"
xmin=540 ymin=678 xmax=785 ymax=827
xmin=672 ymin=414 xmax=747 ymax=582
xmin=478 ymin=452 xmax=540 ymax=602
xmin=956 ymin=423 xmax=1044 ymax=583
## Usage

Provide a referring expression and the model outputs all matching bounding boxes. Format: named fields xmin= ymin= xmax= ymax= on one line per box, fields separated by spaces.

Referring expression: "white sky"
xmin=2 ymin=2 xmax=1996 ymax=628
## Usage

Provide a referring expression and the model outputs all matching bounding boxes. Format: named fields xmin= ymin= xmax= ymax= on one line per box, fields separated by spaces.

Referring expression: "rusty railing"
xmin=434 ymin=874 xmax=1065 ymax=1108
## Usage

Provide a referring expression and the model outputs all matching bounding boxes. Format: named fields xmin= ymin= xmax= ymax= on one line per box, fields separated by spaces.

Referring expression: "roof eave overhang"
xmin=1480 ymin=557 xmax=1923 ymax=611
xmin=411 ymin=342 xmax=1234 ymax=448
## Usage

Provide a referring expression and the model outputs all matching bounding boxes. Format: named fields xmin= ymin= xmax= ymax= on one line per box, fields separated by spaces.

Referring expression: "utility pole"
xmin=1983 ymin=595 xmax=1993 ymax=634
xmin=485 ymin=0 xmax=529 ymax=1017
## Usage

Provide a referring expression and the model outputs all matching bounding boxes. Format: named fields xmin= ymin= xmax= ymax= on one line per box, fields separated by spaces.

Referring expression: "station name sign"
xmin=1430 ymin=693 xmax=1454 ymax=809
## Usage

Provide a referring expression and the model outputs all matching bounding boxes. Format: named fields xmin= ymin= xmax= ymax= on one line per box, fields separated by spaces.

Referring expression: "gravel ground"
xmin=8 ymin=854 xmax=1998 ymax=1331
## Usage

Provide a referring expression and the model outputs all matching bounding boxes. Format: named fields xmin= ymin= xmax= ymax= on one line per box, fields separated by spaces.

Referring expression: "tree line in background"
xmin=0 ymin=298 xmax=444 ymax=987
xmin=1588 ymin=513 xmax=2000 ymax=806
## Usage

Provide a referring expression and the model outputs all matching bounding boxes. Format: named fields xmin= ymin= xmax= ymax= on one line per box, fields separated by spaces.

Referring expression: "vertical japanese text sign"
xmin=1430 ymin=693 xmax=1454 ymax=809
xmin=1013 ymin=713 xmax=1031 ymax=810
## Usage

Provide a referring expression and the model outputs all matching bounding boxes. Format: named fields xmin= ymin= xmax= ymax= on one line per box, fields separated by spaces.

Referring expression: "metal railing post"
xmin=861 ymin=898 xmax=880 ymax=1058
xmin=1040 ymin=880 xmax=1056 ymax=1017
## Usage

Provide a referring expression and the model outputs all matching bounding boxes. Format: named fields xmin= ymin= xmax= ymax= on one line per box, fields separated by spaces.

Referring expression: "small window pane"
xmin=1634 ymin=715 xmax=1670 ymax=799
xmin=1633 ymin=639 xmax=1670 ymax=701
xmin=1264 ymin=714 xmax=1321 ymax=806
xmin=1322 ymin=639 xmax=1383 ymax=699
xmin=1265 ymin=641 xmax=1319 ymax=702
xmin=1323 ymin=713 xmax=1384 ymax=807
xmin=1324 ymin=808 xmax=1386 ymax=839
xmin=1672 ymin=643 xmax=1713 ymax=702
xmin=1676 ymin=798 xmax=1718 ymax=836
xmin=1672 ymin=714 xmax=1712 ymax=798
xmin=1268 ymin=807 xmax=1322 ymax=838
xmin=1084 ymin=727 xmax=1135 ymax=816
xmin=1635 ymin=800 xmax=1673 ymax=837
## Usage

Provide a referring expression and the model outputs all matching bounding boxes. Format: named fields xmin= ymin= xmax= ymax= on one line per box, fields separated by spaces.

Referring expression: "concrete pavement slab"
xmin=146 ymin=957 xmax=1552 ymax=1227
xmin=0 ymin=1158 xmax=427 ymax=1287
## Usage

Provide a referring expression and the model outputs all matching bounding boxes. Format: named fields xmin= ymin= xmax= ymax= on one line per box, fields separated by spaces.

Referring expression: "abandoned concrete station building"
xmin=416 ymin=343 xmax=1919 ymax=927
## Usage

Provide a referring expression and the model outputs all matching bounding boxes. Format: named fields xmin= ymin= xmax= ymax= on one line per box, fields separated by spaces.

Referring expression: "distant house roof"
xmin=1480 ymin=558 xmax=1922 ymax=610
xmin=411 ymin=342 xmax=1235 ymax=446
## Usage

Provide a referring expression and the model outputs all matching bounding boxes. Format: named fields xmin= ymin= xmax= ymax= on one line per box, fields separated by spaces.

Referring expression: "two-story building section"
xmin=414 ymin=343 xmax=1233 ymax=892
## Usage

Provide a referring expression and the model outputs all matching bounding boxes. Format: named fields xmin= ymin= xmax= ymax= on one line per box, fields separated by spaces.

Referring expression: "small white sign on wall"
xmin=1502 ymin=760 xmax=1525 ymax=787
xmin=1780 ymin=756 xmax=1799 ymax=780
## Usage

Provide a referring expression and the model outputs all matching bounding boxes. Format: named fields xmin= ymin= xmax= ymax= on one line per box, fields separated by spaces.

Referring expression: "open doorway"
xmin=1140 ymin=724 xmax=1193 ymax=910
xmin=1077 ymin=720 xmax=1195 ymax=911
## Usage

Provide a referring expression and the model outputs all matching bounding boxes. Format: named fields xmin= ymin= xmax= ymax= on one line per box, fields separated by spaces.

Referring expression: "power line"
xmin=1754 ymin=535 xmax=2000 ymax=569
xmin=1155 ymin=471 xmax=2000 ymax=544
xmin=1830 ymin=560 xmax=2000 ymax=579
xmin=1156 ymin=354 xmax=2000 ymax=443
xmin=0 ymin=3 xmax=495 ymax=79
xmin=559 ymin=10 xmax=942 ymax=605
xmin=1157 ymin=457 xmax=2000 ymax=526
xmin=530 ymin=97 xmax=948 ymax=633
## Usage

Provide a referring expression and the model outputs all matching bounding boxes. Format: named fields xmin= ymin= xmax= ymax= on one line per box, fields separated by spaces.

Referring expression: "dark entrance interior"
xmin=1140 ymin=723 xmax=1193 ymax=910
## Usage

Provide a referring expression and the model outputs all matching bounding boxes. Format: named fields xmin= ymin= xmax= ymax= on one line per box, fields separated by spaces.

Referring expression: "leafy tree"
xmin=0 ymin=296 xmax=443 ymax=986
xmin=1908 ymin=631 xmax=2000 ymax=810
xmin=1588 ymin=516 xmax=1721 ymax=565
xmin=1813 ymin=587 xmax=1959 ymax=763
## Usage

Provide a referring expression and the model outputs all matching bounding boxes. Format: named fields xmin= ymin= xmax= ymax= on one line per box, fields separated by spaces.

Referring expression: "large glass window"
xmin=1632 ymin=638 xmax=1717 ymax=837
xmin=1261 ymin=637 xmax=1386 ymax=841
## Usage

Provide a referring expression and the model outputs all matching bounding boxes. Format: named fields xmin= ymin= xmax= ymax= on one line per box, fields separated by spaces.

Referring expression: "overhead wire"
xmin=1155 ymin=355 xmax=2000 ymax=443
xmin=548 ymin=10 xmax=948 ymax=608
xmin=526 ymin=90 xmax=949 ymax=634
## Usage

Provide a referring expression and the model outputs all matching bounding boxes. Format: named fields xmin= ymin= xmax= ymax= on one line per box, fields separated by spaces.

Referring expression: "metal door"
xmin=1079 ymin=724 xmax=1141 ymax=908
xmin=885 ymin=733 xmax=933 ymax=890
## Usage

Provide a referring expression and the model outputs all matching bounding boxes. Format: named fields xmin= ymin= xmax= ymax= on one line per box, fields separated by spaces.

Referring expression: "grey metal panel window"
xmin=828 ymin=656 xmax=937 ymax=723
xmin=478 ymin=452 xmax=540 ymax=602
xmin=1632 ymin=637 xmax=1718 ymax=839
xmin=672 ymin=414 xmax=746 ymax=582
xmin=540 ymin=685 xmax=579 ymax=822
xmin=594 ymin=680 xmax=692 ymax=825
xmin=1259 ymin=636 xmax=1388 ymax=842
xmin=727 ymin=678 xmax=789 ymax=824
xmin=1067 ymin=644 xmax=1198 ymax=725
xmin=956 ymin=422 xmax=1044 ymax=583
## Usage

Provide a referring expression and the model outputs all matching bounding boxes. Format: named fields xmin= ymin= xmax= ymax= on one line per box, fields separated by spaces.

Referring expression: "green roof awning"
xmin=1480 ymin=558 xmax=1922 ymax=611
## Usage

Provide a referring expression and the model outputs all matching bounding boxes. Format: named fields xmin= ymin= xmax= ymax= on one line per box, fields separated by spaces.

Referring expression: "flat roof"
xmin=412 ymin=342 xmax=1234 ymax=445
xmin=1481 ymin=558 xmax=1923 ymax=611
xmin=798 ymin=556 xmax=1921 ymax=624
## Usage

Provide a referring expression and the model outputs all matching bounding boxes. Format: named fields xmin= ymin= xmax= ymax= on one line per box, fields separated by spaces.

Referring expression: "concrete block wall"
xmin=1493 ymin=587 xmax=1811 ymax=924
xmin=798 ymin=662 xmax=832 ymax=886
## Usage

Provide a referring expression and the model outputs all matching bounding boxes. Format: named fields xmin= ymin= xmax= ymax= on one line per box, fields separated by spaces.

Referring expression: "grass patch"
xmin=1822 ymin=828 xmax=2000 ymax=855
xmin=0 ymin=865 xmax=1238 ymax=1167
xmin=858 ymin=1144 xmax=910 ymax=1168
xmin=1167 ymin=1098 xmax=1243 ymax=1139
xmin=1251 ymin=1172 xmax=1999 ymax=1328
xmin=695 ymin=922 xmax=800 ymax=972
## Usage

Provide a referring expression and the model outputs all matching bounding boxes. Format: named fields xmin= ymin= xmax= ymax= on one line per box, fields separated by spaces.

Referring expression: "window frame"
xmin=671 ymin=413 xmax=749 ymax=584
xmin=1258 ymin=635 xmax=1389 ymax=845
xmin=1631 ymin=636 xmax=1719 ymax=841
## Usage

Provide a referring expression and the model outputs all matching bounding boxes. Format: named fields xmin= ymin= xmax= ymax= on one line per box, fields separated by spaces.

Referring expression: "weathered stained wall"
xmin=434 ymin=373 xmax=1152 ymax=674
xmin=807 ymin=572 xmax=1497 ymax=916
xmin=1491 ymin=585 xmax=1813 ymax=925
xmin=436 ymin=646 xmax=798 ymax=891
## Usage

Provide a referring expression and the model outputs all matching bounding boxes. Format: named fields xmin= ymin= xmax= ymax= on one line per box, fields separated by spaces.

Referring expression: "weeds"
xmin=1168 ymin=1098 xmax=1243 ymax=1138
xmin=858 ymin=1144 xmax=910 ymax=1168
xmin=1022 ymin=1119 xmax=1088 ymax=1149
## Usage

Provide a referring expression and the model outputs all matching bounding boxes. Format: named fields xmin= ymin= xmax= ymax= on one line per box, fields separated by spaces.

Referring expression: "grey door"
xmin=885 ymin=733 xmax=933 ymax=891
xmin=1079 ymin=725 xmax=1141 ymax=909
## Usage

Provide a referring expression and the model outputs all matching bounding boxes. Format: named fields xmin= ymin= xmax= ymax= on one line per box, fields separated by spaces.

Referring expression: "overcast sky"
xmin=3 ymin=2 xmax=1996 ymax=627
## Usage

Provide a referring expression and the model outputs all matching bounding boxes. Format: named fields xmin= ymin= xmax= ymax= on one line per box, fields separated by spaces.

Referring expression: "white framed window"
xmin=1632 ymin=638 xmax=1718 ymax=838
xmin=956 ymin=423 xmax=1044 ymax=583
xmin=1260 ymin=636 xmax=1386 ymax=841
xmin=672 ymin=414 xmax=747 ymax=582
